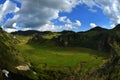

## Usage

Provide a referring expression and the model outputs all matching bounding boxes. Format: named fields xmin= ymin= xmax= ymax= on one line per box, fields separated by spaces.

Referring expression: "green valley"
xmin=1 ymin=24 xmax=120 ymax=80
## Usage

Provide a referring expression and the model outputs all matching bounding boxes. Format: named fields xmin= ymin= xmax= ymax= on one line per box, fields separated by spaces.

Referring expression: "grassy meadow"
xmin=16 ymin=35 xmax=109 ymax=74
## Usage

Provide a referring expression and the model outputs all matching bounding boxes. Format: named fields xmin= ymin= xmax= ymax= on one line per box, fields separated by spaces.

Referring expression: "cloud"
xmin=74 ymin=20 xmax=81 ymax=26
xmin=4 ymin=28 xmax=18 ymax=33
xmin=3 ymin=14 xmax=20 ymax=28
xmin=88 ymin=8 xmax=97 ymax=13
xmin=58 ymin=16 xmax=81 ymax=30
xmin=0 ymin=0 xmax=19 ymax=24
xmin=80 ymin=0 xmax=96 ymax=8
xmin=110 ymin=24 xmax=115 ymax=28
xmin=90 ymin=23 xmax=97 ymax=28
xmin=38 ymin=22 xmax=62 ymax=32
xmin=58 ymin=16 xmax=67 ymax=22
xmin=38 ymin=19 xmax=81 ymax=32
xmin=81 ymin=0 xmax=120 ymax=24
xmin=58 ymin=16 xmax=81 ymax=26
xmin=37 ymin=16 xmax=81 ymax=32
xmin=1 ymin=0 xmax=81 ymax=31
xmin=1 ymin=0 xmax=120 ymax=32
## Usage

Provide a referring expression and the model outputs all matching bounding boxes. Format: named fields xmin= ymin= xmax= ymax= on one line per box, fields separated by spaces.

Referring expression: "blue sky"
xmin=58 ymin=4 xmax=111 ymax=31
xmin=0 ymin=0 xmax=119 ymax=32
xmin=0 ymin=0 xmax=5 ymax=4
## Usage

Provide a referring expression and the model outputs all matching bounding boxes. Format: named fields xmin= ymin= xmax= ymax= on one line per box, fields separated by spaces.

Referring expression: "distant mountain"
xmin=12 ymin=27 xmax=107 ymax=36
xmin=113 ymin=24 xmax=120 ymax=30
xmin=11 ymin=30 xmax=40 ymax=36
xmin=26 ymin=25 xmax=120 ymax=53
xmin=88 ymin=26 xmax=108 ymax=32
xmin=11 ymin=30 xmax=52 ymax=36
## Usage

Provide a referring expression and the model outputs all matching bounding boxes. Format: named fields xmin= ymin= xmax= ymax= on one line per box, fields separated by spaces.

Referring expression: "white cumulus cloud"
xmin=1 ymin=0 xmax=81 ymax=32
xmin=58 ymin=16 xmax=81 ymax=30
xmin=1 ymin=0 xmax=120 ymax=32
xmin=4 ymin=28 xmax=18 ymax=33
xmin=81 ymin=0 xmax=120 ymax=24
xmin=38 ymin=18 xmax=81 ymax=32
xmin=90 ymin=23 xmax=97 ymax=28
xmin=0 ymin=0 xmax=18 ymax=24
xmin=58 ymin=16 xmax=67 ymax=22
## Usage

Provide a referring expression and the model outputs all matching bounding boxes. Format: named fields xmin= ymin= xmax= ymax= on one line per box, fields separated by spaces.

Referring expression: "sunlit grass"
xmin=16 ymin=35 xmax=109 ymax=73
xmin=18 ymin=44 xmax=108 ymax=72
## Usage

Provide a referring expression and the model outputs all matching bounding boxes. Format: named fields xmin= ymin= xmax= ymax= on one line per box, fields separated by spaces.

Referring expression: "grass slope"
xmin=9 ymin=24 xmax=120 ymax=80
xmin=16 ymin=35 xmax=109 ymax=79
xmin=0 ymin=28 xmax=26 ymax=80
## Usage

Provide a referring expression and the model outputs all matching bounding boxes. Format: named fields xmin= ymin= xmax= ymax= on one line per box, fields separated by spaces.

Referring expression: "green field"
xmin=16 ymin=36 xmax=109 ymax=73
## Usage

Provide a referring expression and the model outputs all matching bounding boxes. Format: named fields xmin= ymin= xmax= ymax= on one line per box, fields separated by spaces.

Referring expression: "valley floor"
xmin=16 ymin=35 xmax=110 ymax=80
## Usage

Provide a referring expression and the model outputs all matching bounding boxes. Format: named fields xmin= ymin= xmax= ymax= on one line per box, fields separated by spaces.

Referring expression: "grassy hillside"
xmin=0 ymin=28 xmax=37 ymax=80
xmin=78 ymin=42 xmax=120 ymax=80
xmin=15 ymin=32 xmax=109 ymax=80
xmin=0 ymin=28 xmax=21 ymax=68
xmin=0 ymin=28 xmax=20 ymax=80
xmin=10 ymin=24 xmax=120 ymax=80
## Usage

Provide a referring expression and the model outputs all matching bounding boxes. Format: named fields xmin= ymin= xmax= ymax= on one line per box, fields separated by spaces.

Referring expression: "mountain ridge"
xmin=25 ymin=25 xmax=120 ymax=53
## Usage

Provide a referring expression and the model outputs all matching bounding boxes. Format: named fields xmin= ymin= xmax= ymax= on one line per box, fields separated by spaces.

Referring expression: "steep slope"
xmin=0 ymin=27 xmax=19 ymax=80
xmin=0 ymin=28 xmax=20 ymax=68
xmin=79 ymin=42 xmax=120 ymax=80
xmin=113 ymin=24 xmax=120 ymax=30
xmin=51 ymin=26 xmax=120 ymax=53
xmin=0 ymin=28 xmax=34 ymax=80
xmin=87 ymin=26 xmax=108 ymax=32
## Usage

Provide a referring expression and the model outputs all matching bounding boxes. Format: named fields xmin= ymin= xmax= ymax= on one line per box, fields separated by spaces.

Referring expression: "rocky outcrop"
xmin=16 ymin=65 xmax=30 ymax=71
